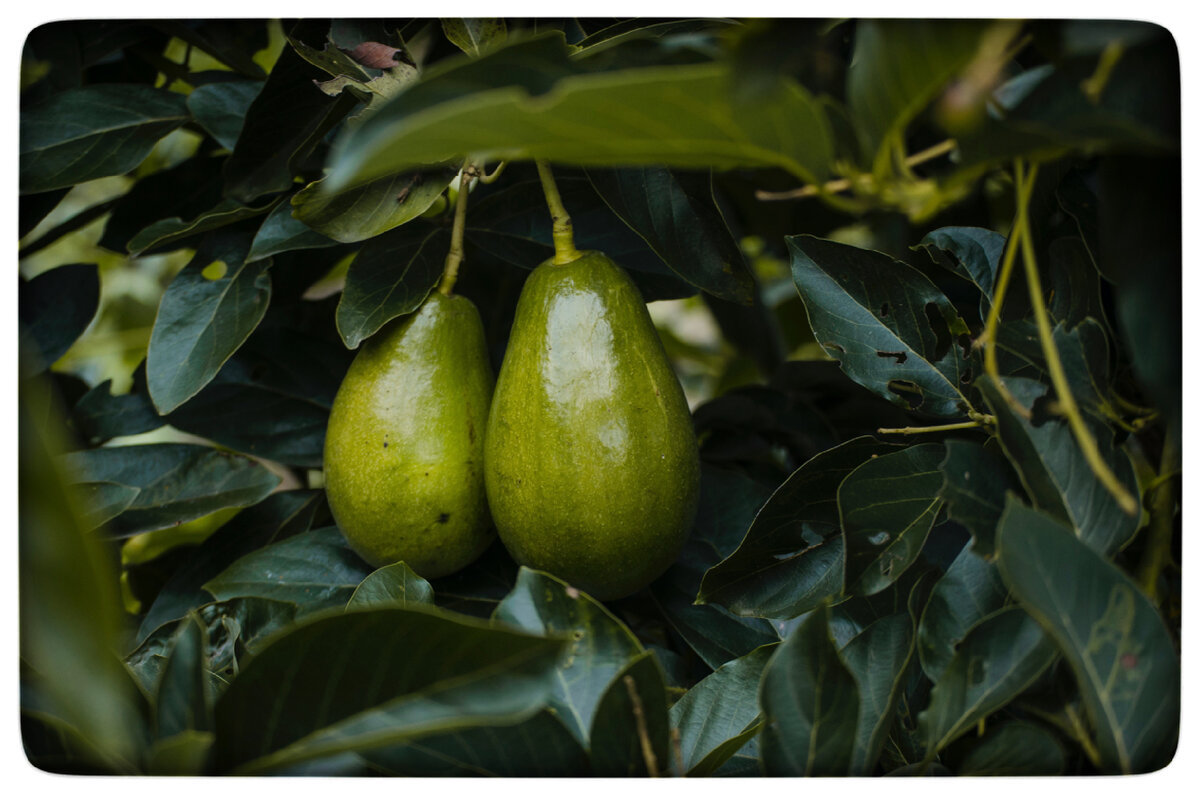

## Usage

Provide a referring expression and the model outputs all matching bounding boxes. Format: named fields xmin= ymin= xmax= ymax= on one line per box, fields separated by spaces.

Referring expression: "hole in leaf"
xmin=956 ymin=333 xmax=973 ymax=359
xmin=202 ymin=260 xmax=228 ymax=280
xmin=888 ymin=379 xmax=925 ymax=410
xmin=879 ymin=302 xmax=890 ymax=318
xmin=960 ymin=367 xmax=973 ymax=385
xmin=823 ymin=342 xmax=846 ymax=357
xmin=924 ymin=302 xmax=952 ymax=361
xmin=877 ymin=350 xmax=908 ymax=365
xmin=1030 ymin=391 xmax=1060 ymax=428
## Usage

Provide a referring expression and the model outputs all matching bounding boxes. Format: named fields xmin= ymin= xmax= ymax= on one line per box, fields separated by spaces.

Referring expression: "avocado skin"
xmin=324 ymin=291 xmax=494 ymax=578
xmin=484 ymin=251 xmax=700 ymax=600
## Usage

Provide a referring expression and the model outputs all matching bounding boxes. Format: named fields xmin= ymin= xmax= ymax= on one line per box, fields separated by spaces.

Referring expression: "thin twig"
xmin=877 ymin=420 xmax=986 ymax=435
xmin=1135 ymin=435 xmax=1179 ymax=601
xmin=477 ymin=161 xmax=507 ymax=184
xmin=624 ymin=674 xmax=660 ymax=777
xmin=755 ymin=138 xmax=958 ymax=201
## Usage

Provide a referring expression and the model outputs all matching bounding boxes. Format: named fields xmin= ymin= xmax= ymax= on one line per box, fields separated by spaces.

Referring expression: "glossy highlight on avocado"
xmin=324 ymin=291 xmax=494 ymax=578
xmin=484 ymin=251 xmax=701 ymax=600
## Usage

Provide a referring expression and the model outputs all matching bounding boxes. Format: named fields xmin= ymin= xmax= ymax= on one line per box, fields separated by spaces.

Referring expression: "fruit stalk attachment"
xmin=534 ymin=159 xmax=582 ymax=265
xmin=438 ymin=161 xmax=477 ymax=296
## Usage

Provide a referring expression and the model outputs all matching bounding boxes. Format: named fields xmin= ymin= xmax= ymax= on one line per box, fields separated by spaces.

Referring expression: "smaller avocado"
xmin=323 ymin=291 xmax=494 ymax=578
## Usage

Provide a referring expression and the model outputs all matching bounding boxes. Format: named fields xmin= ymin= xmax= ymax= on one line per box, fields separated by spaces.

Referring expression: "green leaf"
xmin=493 ymin=568 xmax=642 ymax=745
xmin=586 ymin=166 xmax=754 ymax=303
xmin=977 ymin=375 xmax=1140 ymax=555
xmin=1048 ymin=238 xmax=1108 ymax=332
xmin=145 ymin=730 xmax=215 ymax=776
xmin=760 ymin=603 xmax=858 ymax=776
xmin=441 ymin=18 xmax=508 ymax=56
xmin=292 ymin=167 xmax=456 ymax=244
xmin=847 ymin=20 xmax=995 ymax=169
xmin=246 ymin=198 xmax=339 ymax=262
xmin=347 ymin=561 xmax=434 ymax=608
xmin=937 ymin=438 xmax=1022 ymax=558
xmin=430 ymin=541 xmax=521 ymax=618
xmin=362 ymin=709 xmax=587 ymax=776
xmin=20 ymin=84 xmax=190 ymax=194
xmin=957 ymin=720 xmax=1066 ymax=775
xmin=588 ymin=652 xmax=671 ymax=776
xmin=788 ymin=235 xmax=973 ymax=418
xmin=840 ymin=443 xmax=945 ymax=596
xmin=841 ymin=612 xmax=916 ymax=774
xmin=327 ymin=34 xmax=833 ymax=191
xmin=700 ymin=437 xmax=898 ymax=619
xmin=127 ymin=196 xmax=279 ymax=255
xmin=60 ymin=443 xmax=281 ymax=538
xmin=72 ymin=374 xmax=164 ymax=446
xmin=916 ymin=543 xmax=1009 ymax=683
xmin=914 ymin=226 xmax=1006 ymax=321
xmin=186 ymin=80 xmax=261 ymax=150
xmin=137 ymin=491 xmax=327 ymax=641
xmin=155 ymin=613 xmax=212 ymax=739
xmin=211 ymin=606 xmax=567 ymax=773
xmin=203 ymin=526 xmax=374 ymax=614
xmin=670 ymin=643 xmax=776 ymax=776
xmin=70 ymin=482 xmax=141 ymax=530
xmin=19 ymin=263 xmax=99 ymax=377
xmin=146 ymin=232 xmax=272 ymax=413
xmin=98 ymin=154 xmax=226 ymax=254
xmin=335 ymin=225 xmax=449 ymax=349
xmin=996 ymin=499 xmax=1180 ymax=773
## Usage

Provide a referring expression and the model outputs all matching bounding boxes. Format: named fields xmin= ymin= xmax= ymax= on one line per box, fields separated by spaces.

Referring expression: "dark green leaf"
xmin=937 ymin=438 xmax=1022 ymax=558
xmin=842 ymin=612 xmax=916 ymax=774
xmin=19 ymin=263 xmax=99 ymax=377
xmin=996 ymin=499 xmax=1180 ymax=773
xmin=155 ymin=20 xmax=268 ymax=79
xmin=1053 ymin=318 xmax=1116 ymax=422
xmin=841 ymin=443 xmax=945 ymax=596
xmin=957 ymin=720 xmax=1066 ymax=775
xmin=211 ymin=606 xmax=567 ymax=773
xmin=1048 ymin=237 xmax=1108 ymax=331
xmin=19 ymin=188 xmax=68 ymax=239
xmin=146 ymin=731 xmax=214 ymax=776
xmin=155 ymin=613 xmax=212 ymax=739
xmin=760 ymin=603 xmax=858 ymax=776
xmin=98 ymin=154 xmax=226 ymax=254
xmin=72 ymin=375 xmax=164 ymax=445
xmin=246 ymin=198 xmax=339 ymax=263
xmin=493 ymin=568 xmax=642 ymax=744
xmin=915 ymin=226 xmax=1006 ymax=321
xmin=203 ymin=527 xmax=374 ymax=614
xmin=977 ymin=375 xmax=1140 ymax=555
xmin=362 ymin=709 xmax=587 ymax=776
xmin=670 ymin=643 xmax=775 ymax=776
xmin=700 ymin=437 xmax=899 ymax=619
xmin=788 ymin=235 xmax=973 ymax=418
xmin=430 ymin=541 xmax=521 ymax=618
xmin=441 ymin=18 xmax=507 ymax=56
xmin=137 ymin=491 xmax=328 ymax=642
xmin=336 ymin=225 xmax=448 ymax=349
xmin=574 ymin=18 xmax=737 ymax=55
xmin=917 ymin=606 xmax=1057 ymax=757
xmin=347 ymin=561 xmax=434 ymax=608
xmin=20 ymin=84 xmax=189 ymax=194
xmin=127 ymin=197 xmax=278 ymax=255
xmin=586 ymin=166 xmax=754 ymax=303
xmin=186 ymin=80 xmax=262 ymax=150
xmin=588 ymin=652 xmax=671 ymax=776
xmin=60 ymin=443 xmax=281 ymax=538
xmin=146 ymin=232 xmax=272 ymax=413
xmin=916 ymin=543 xmax=1009 ymax=683
xmin=70 ymin=482 xmax=141 ymax=531
xmin=292 ymin=167 xmax=456 ymax=243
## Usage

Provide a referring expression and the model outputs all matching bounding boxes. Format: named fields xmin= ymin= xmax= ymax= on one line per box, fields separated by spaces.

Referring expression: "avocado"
xmin=324 ymin=291 xmax=494 ymax=578
xmin=484 ymin=251 xmax=700 ymax=600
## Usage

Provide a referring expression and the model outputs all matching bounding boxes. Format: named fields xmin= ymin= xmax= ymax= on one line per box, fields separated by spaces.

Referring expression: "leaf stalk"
xmin=534 ymin=159 xmax=581 ymax=265
xmin=437 ymin=162 xmax=475 ymax=296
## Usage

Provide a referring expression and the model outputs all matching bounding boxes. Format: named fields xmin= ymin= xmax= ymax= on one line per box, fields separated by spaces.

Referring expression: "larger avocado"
xmin=324 ymin=291 xmax=494 ymax=578
xmin=484 ymin=251 xmax=700 ymax=600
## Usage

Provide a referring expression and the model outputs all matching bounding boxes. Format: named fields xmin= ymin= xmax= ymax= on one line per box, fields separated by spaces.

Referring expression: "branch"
xmin=755 ymin=139 xmax=957 ymax=201
xmin=623 ymin=674 xmax=660 ymax=777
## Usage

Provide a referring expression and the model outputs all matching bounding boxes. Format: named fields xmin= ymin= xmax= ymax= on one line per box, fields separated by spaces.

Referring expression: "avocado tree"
xmin=19 ymin=18 xmax=1180 ymax=776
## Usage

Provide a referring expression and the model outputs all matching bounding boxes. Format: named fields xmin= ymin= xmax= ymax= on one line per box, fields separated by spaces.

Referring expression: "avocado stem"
xmin=438 ymin=162 xmax=476 ymax=296
xmin=534 ymin=159 xmax=582 ymax=265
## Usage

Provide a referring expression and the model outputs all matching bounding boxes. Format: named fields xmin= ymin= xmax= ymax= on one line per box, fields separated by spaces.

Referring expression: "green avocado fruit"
xmin=484 ymin=251 xmax=700 ymax=600
xmin=323 ymin=291 xmax=494 ymax=578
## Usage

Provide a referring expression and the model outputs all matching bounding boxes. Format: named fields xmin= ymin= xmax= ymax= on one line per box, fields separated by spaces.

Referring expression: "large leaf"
xmin=841 ymin=612 xmax=916 ymax=774
xmin=146 ymin=232 xmax=272 ymax=414
xmin=492 ymin=568 xmax=642 ymax=745
xmin=72 ymin=374 xmax=164 ymax=446
xmin=326 ymin=34 xmax=834 ymax=191
xmin=788 ymin=235 xmax=973 ymax=418
xmin=246 ymin=198 xmax=339 ymax=263
xmin=588 ymin=652 xmax=671 ymax=776
xmin=917 ymin=606 xmax=1057 ymax=757
xmin=916 ymin=543 xmax=1009 ymax=683
xmin=840 ymin=443 xmax=945 ymax=596
xmin=699 ymin=437 xmax=898 ymax=619
xmin=203 ymin=526 xmax=374 ymax=614
xmin=292 ymin=167 xmax=457 ymax=244
xmin=335 ymin=224 xmax=449 ymax=349
xmin=914 ymin=226 xmax=1006 ymax=321
xmin=441 ymin=18 xmax=508 ymax=56
xmin=347 ymin=561 xmax=434 ymax=608
xmin=585 ymin=166 xmax=754 ymax=303
xmin=670 ymin=643 xmax=775 ymax=776
xmin=59 ymin=443 xmax=281 ymax=538
xmin=155 ymin=614 xmax=212 ymax=740
xmin=996 ymin=500 xmax=1180 ymax=774
xmin=18 ymin=263 xmax=99 ymax=376
xmin=127 ymin=196 xmax=279 ymax=255
xmin=936 ymin=438 xmax=1022 ymax=558
xmin=977 ymin=375 xmax=1140 ymax=555
xmin=186 ymin=80 xmax=262 ymax=150
xmin=98 ymin=154 xmax=226 ymax=254
xmin=211 ymin=606 xmax=567 ymax=773
xmin=957 ymin=720 xmax=1066 ymax=775
xmin=20 ymin=83 xmax=190 ymax=194
xmin=759 ymin=603 xmax=858 ymax=776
